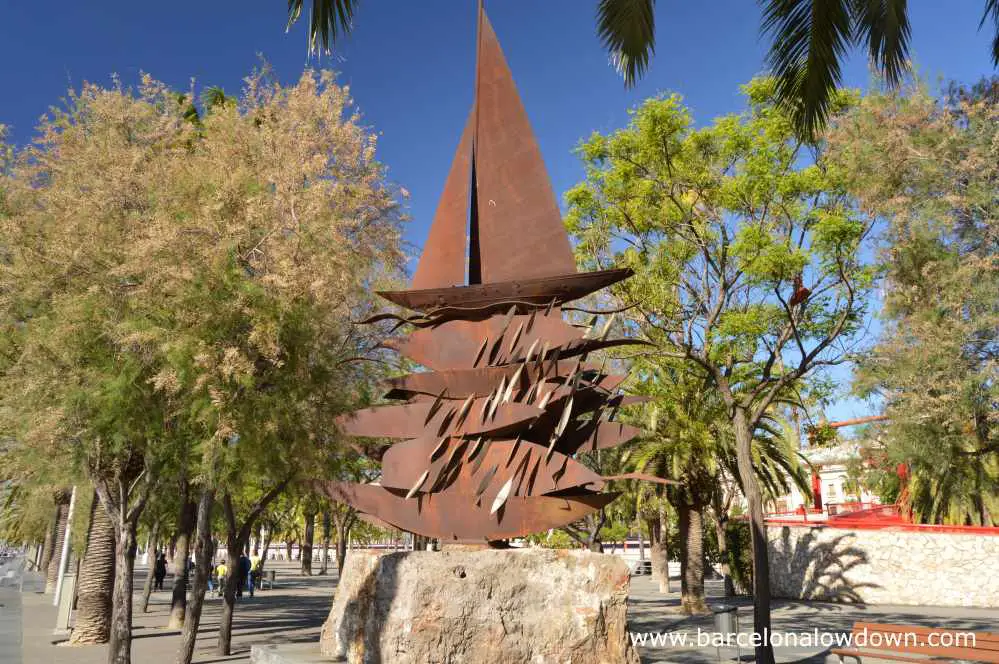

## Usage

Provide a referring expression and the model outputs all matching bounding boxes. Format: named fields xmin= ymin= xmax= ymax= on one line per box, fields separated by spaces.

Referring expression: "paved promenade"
xmin=11 ymin=560 xmax=334 ymax=664
xmin=3 ymin=556 xmax=997 ymax=663
xmin=628 ymin=576 xmax=998 ymax=662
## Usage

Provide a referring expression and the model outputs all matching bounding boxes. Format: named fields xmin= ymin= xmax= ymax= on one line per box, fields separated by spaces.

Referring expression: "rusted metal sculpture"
xmin=315 ymin=4 xmax=658 ymax=543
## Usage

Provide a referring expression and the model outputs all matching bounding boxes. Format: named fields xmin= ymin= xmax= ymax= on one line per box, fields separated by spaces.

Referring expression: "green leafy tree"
xmin=827 ymin=78 xmax=999 ymax=526
xmin=1 ymin=68 xmax=403 ymax=664
xmin=325 ymin=452 xmax=380 ymax=573
xmin=526 ymin=528 xmax=577 ymax=549
xmin=565 ymin=78 xmax=875 ymax=663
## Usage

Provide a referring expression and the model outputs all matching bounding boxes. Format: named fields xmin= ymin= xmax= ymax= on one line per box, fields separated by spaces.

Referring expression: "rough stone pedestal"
xmin=321 ymin=548 xmax=638 ymax=664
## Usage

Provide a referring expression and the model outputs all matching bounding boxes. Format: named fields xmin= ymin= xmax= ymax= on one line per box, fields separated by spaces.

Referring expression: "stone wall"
xmin=767 ymin=524 xmax=999 ymax=607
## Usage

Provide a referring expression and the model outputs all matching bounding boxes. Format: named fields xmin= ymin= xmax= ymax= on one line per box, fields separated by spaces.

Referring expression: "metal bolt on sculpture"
xmin=314 ymin=4 xmax=666 ymax=543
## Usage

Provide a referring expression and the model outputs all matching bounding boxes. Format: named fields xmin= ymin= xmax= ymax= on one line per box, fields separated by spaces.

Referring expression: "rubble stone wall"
xmin=767 ymin=524 xmax=999 ymax=607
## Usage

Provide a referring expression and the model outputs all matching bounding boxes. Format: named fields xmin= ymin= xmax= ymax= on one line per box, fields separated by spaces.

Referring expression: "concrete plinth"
xmin=320 ymin=548 xmax=638 ymax=664
xmin=251 ymin=643 xmax=339 ymax=663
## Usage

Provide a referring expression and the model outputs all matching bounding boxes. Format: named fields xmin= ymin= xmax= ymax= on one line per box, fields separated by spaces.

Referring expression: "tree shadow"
xmin=769 ymin=526 xmax=881 ymax=605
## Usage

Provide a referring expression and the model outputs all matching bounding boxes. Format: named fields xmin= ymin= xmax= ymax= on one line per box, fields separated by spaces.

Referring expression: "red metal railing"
xmin=765 ymin=502 xmax=998 ymax=535
xmin=763 ymin=505 xmax=826 ymax=523
xmin=825 ymin=501 xmax=880 ymax=516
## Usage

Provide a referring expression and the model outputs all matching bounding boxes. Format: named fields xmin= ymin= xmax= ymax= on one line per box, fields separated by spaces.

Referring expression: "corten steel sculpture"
xmin=315 ymin=5 xmax=662 ymax=543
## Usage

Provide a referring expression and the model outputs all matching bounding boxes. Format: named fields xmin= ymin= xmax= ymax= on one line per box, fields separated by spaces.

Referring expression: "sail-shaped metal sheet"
xmin=411 ymin=113 xmax=474 ymax=290
xmin=469 ymin=11 xmax=577 ymax=283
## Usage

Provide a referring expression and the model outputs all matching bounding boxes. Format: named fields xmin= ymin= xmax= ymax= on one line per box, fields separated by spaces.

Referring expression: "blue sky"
xmin=1 ymin=1 xmax=995 ymax=423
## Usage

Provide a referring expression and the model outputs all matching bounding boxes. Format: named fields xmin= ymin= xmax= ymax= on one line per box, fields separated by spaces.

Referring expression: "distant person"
xmin=249 ymin=553 xmax=262 ymax=594
xmin=215 ymin=560 xmax=227 ymax=597
xmin=153 ymin=553 xmax=167 ymax=591
xmin=237 ymin=554 xmax=251 ymax=598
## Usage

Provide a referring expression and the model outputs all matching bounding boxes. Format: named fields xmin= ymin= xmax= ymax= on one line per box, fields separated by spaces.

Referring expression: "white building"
xmin=771 ymin=441 xmax=881 ymax=521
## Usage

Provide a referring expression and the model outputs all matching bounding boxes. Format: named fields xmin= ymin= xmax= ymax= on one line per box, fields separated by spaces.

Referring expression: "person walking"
xmin=237 ymin=553 xmax=251 ymax=599
xmin=215 ymin=560 xmax=227 ymax=597
xmin=153 ymin=553 xmax=167 ymax=591
xmin=250 ymin=552 xmax=262 ymax=594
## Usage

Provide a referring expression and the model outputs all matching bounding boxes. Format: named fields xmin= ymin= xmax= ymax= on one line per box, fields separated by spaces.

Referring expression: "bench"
xmin=832 ymin=622 xmax=999 ymax=663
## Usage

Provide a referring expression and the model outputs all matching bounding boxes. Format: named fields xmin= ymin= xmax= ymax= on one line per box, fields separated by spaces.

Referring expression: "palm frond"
xmin=597 ymin=0 xmax=656 ymax=88
xmin=173 ymin=93 xmax=201 ymax=125
xmin=850 ymin=0 xmax=911 ymax=87
xmin=200 ymin=86 xmax=230 ymax=113
xmin=982 ymin=0 xmax=999 ymax=65
xmin=761 ymin=0 xmax=853 ymax=138
xmin=287 ymin=0 xmax=358 ymax=56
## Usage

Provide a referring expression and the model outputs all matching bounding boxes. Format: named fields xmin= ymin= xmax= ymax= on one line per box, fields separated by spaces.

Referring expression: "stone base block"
xmin=251 ymin=643 xmax=340 ymax=663
xmin=321 ymin=548 xmax=638 ymax=664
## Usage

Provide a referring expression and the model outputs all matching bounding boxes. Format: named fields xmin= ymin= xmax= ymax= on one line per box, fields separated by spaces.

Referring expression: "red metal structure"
xmin=805 ymin=415 xmax=891 ymax=512
xmin=314 ymin=4 xmax=668 ymax=543
xmin=768 ymin=415 xmax=937 ymax=527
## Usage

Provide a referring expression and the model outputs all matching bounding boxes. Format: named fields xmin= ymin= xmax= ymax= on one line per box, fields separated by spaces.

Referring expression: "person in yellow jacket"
xmin=249 ymin=553 xmax=262 ymax=594
xmin=214 ymin=561 xmax=227 ymax=597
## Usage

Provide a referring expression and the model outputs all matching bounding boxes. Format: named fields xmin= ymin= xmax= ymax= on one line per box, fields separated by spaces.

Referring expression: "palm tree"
xmin=200 ymin=86 xmax=235 ymax=112
xmin=630 ymin=374 xmax=722 ymax=615
xmin=284 ymin=0 xmax=999 ymax=137
xmin=628 ymin=364 xmax=809 ymax=614
xmin=45 ymin=489 xmax=72 ymax=594
xmin=286 ymin=0 xmax=655 ymax=87
xmin=70 ymin=492 xmax=117 ymax=645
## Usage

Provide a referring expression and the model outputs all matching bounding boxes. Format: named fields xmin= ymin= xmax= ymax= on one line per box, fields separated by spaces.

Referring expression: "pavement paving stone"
xmin=4 ymin=556 xmax=997 ymax=663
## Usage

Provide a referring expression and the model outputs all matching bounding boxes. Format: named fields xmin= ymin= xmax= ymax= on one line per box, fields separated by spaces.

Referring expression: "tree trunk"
xmin=46 ymin=492 xmax=71 ymax=593
xmin=39 ymin=504 xmax=58 ymax=583
xmin=734 ymin=408 xmax=775 ymax=664
xmin=637 ymin=522 xmax=646 ymax=560
xmin=336 ymin=518 xmax=350 ymax=565
xmin=647 ymin=507 xmax=671 ymax=593
xmin=335 ymin=535 xmax=347 ymax=574
xmin=216 ymin=535 xmax=243 ymax=656
xmin=333 ymin=509 xmax=357 ymax=573
xmin=167 ymin=498 xmax=196 ymax=629
xmin=213 ymin=479 xmax=289 ymax=657
xmin=258 ymin=528 xmax=272 ymax=575
xmin=176 ymin=489 xmax=214 ymax=664
xmin=301 ymin=510 xmax=315 ymax=575
xmin=587 ymin=509 xmax=606 ymax=552
xmin=140 ymin=520 xmax=160 ymax=613
xmin=284 ymin=539 xmax=293 ymax=561
xmin=108 ymin=519 xmax=138 ymax=664
xmin=70 ymin=494 xmax=116 ymax=644
xmin=319 ymin=511 xmax=331 ymax=575
xmin=678 ymin=502 xmax=708 ymax=614
xmin=715 ymin=511 xmax=735 ymax=597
